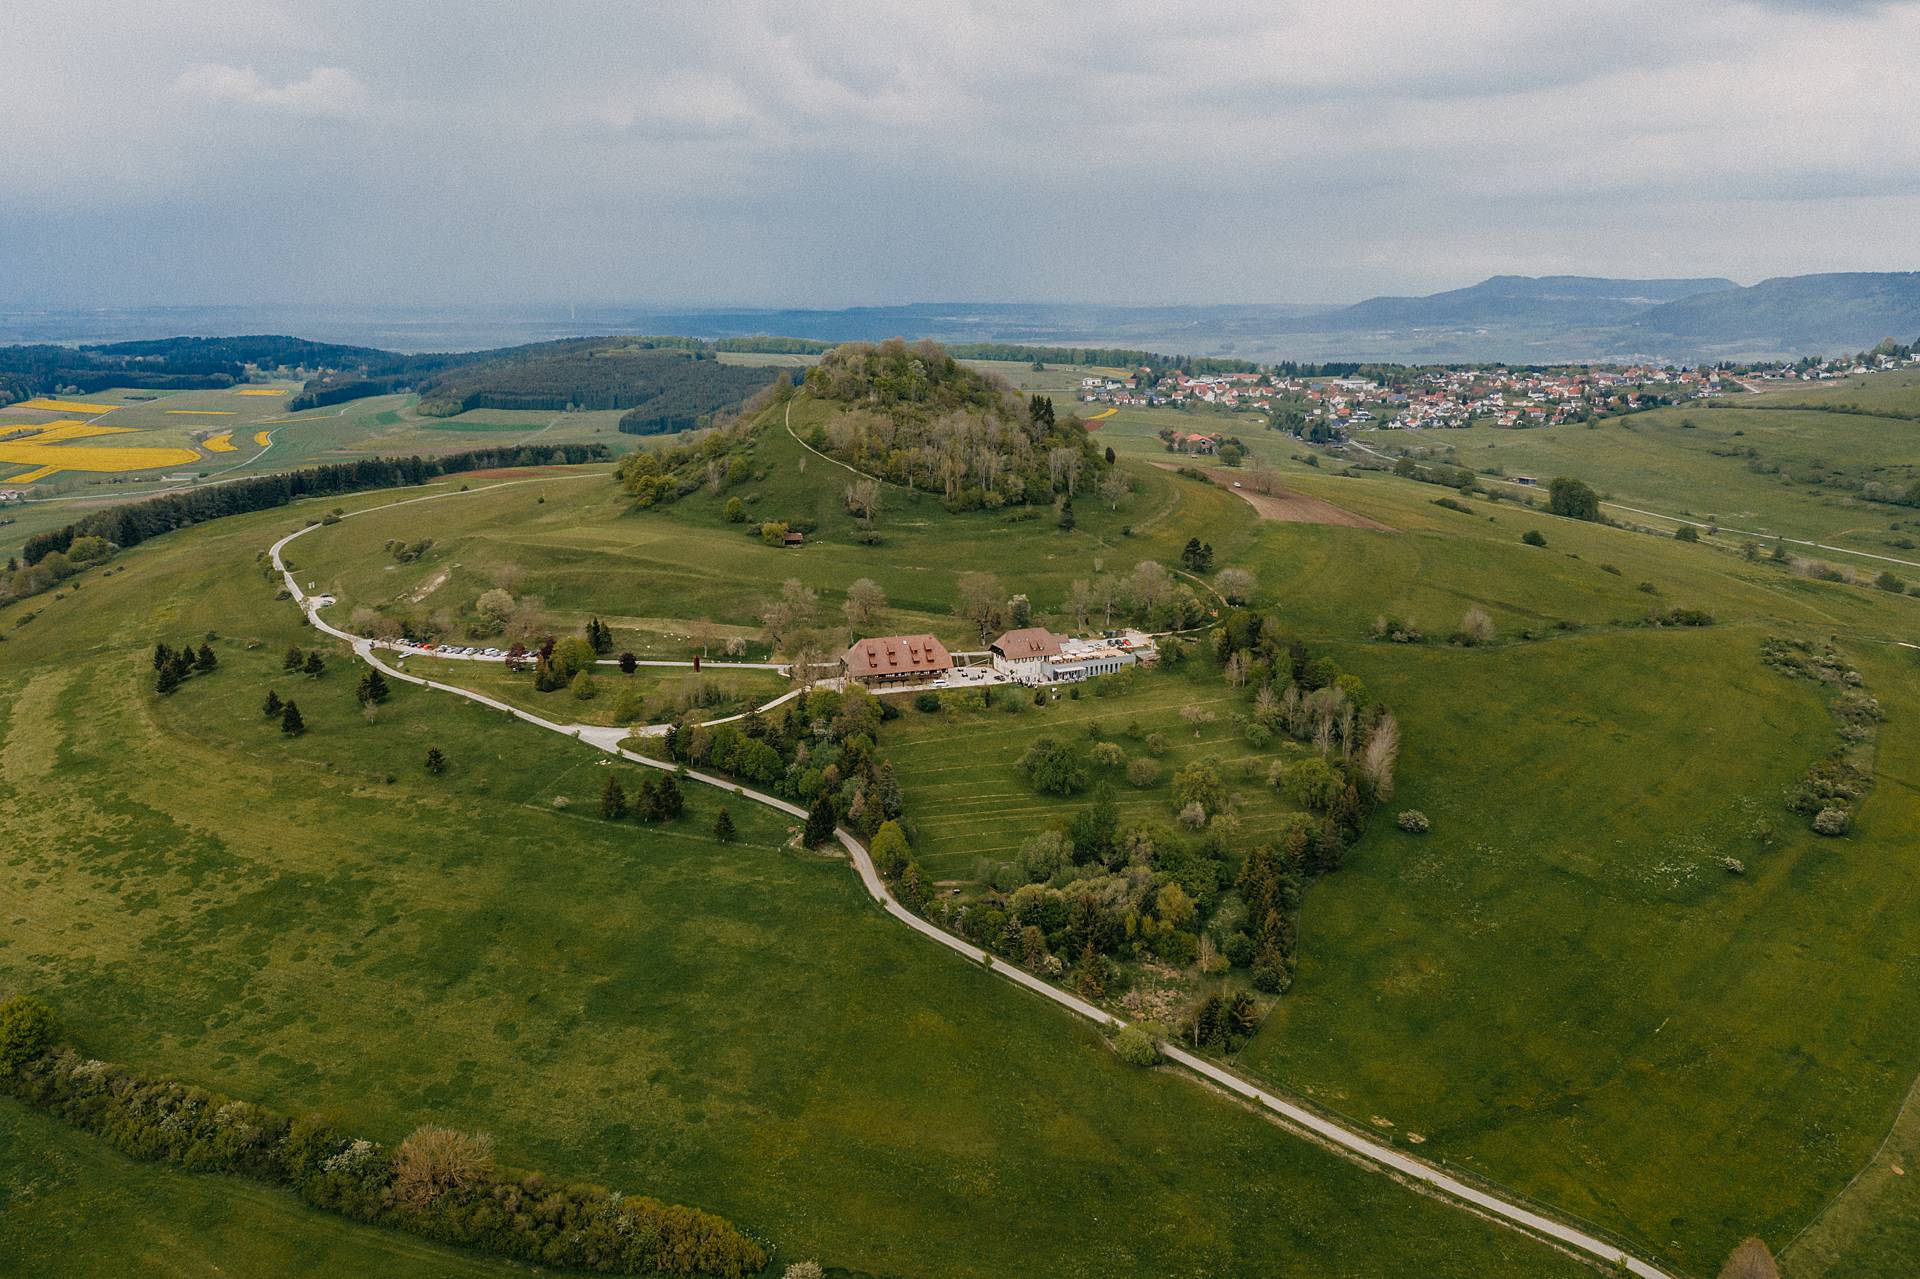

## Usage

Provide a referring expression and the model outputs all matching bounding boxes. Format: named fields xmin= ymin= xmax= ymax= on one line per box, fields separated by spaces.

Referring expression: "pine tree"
xmin=263 ymin=689 xmax=282 ymax=718
xmin=803 ymin=792 xmax=836 ymax=847
xmin=283 ymin=644 xmax=303 ymax=671
xmin=153 ymin=642 xmax=173 ymax=671
xmin=657 ymin=772 xmax=684 ymax=819
xmin=424 ymin=746 xmax=446 ymax=775
xmin=588 ymin=617 xmax=613 ymax=654
xmin=195 ymin=643 xmax=217 ymax=673
xmin=280 ymin=700 xmax=305 ymax=735
xmin=303 ymin=650 xmax=326 ymax=678
xmin=600 ymin=774 xmax=628 ymax=820
xmin=1075 ymin=942 xmax=1107 ymax=1001
xmin=356 ymin=668 xmax=389 ymax=705
xmin=713 ymin=807 xmax=737 ymax=842
xmin=1057 ymin=498 xmax=1075 ymax=531
xmin=155 ymin=663 xmax=181 ymax=696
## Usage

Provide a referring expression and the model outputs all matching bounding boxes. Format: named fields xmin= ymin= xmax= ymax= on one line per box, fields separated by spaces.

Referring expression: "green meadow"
xmin=0 ymin=485 xmax=1584 ymax=1277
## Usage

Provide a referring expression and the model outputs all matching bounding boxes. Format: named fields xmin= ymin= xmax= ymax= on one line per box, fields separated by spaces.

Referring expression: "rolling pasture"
xmin=0 ymin=487 xmax=1584 ymax=1277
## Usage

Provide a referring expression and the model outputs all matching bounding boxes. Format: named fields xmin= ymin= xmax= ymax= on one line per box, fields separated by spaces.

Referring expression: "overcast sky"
xmin=3 ymin=0 xmax=1916 ymax=308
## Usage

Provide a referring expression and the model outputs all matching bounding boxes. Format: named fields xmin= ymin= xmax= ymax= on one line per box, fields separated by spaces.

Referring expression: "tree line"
xmin=18 ymin=443 xmax=607 ymax=570
xmin=0 ymin=994 xmax=767 ymax=1277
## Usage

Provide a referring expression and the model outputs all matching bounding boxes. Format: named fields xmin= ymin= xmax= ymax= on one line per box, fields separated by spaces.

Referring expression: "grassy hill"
xmin=9 ymin=377 xmax=1920 ymax=1276
xmin=0 ymin=475 xmax=1587 ymax=1277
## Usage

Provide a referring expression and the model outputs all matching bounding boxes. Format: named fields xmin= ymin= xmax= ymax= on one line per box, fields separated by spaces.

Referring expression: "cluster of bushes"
xmin=800 ymin=340 xmax=1109 ymax=511
xmin=0 ymin=995 xmax=766 ymax=1277
xmin=615 ymin=417 xmax=765 ymax=510
xmin=1644 ymin=606 xmax=1714 ymax=627
xmin=151 ymin=637 xmax=217 ymax=695
xmin=16 ymin=444 xmax=608 ymax=576
xmin=1763 ymin=637 xmax=1884 ymax=836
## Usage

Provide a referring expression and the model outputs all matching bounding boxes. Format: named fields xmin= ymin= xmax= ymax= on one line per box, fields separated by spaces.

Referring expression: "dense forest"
xmin=802 ymin=338 xmax=1110 ymax=510
xmin=398 ymin=341 xmax=777 ymax=428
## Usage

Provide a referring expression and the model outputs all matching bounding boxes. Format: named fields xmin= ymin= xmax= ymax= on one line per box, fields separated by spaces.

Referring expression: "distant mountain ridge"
xmin=3 ymin=272 xmax=1916 ymax=364
xmin=1320 ymin=275 xmax=1739 ymax=330
xmin=1630 ymin=271 xmax=1920 ymax=351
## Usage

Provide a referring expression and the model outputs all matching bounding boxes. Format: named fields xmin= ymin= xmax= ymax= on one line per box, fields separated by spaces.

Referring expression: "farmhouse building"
xmin=841 ymin=634 xmax=953 ymax=687
xmin=989 ymin=626 xmax=1145 ymax=685
xmin=989 ymin=627 xmax=1063 ymax=681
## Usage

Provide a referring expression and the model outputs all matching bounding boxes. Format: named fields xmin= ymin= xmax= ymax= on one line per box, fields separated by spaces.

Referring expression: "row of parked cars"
xmin=378 ymin=638 xmax=512 ymax=661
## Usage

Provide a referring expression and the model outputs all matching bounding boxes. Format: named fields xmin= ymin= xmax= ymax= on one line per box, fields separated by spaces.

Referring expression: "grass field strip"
xmin=264 ymin=477 xmax=1681 ymax=1279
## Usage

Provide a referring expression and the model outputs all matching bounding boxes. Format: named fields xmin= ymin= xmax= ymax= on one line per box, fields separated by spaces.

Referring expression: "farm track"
xmin=269 ymin=477 xmax=1679 ymax=1279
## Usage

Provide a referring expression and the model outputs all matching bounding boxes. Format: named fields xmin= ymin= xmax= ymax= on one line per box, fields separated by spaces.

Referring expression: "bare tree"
xmin=761 ymin=578 xmax=818 ymax=651
xmin=1098 ymin=470 xmax=1131 ymax=511
xmin=1224 ymin=651 xmax=1249 ymax=689
xmin=1065 ymin=579 xmax=1095 ymax=632
xmin=1460 ymin=607 xmax=1496 ymax=646
xmin=956 ymin=571 xmax=1006 ymax=641
xmin=1129 ymin=560 xmax=1173 ymax=620
xmin=844 ymin=478 xmax=882 ymax=534
xmin=843 ymin=577 xmax=886 ymax=629
xmin=1216 ymin=567 xmax=1256 ymax=605
xmin=1360 ymin=712 xmax=1399 ymax=797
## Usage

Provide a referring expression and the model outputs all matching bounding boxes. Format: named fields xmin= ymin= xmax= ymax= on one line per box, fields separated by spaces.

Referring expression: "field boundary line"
xmin=268 ymin=479 xmax=1681 ymax=1279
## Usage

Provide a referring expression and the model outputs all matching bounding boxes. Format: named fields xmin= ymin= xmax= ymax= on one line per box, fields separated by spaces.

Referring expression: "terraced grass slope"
xmin=0 ymin=484 xmax=1583 ymax=1277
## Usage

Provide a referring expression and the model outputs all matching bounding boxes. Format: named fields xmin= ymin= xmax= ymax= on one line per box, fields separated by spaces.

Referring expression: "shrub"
xmin=1675 ymin=524 xmax=1700 ymax=542
xmin=784 ymin=1264 xmax=825 ymax=1279
xmin=1396 ymin=809 xmax=1430 ymax=834
xmin=1812 ymin=807 xmax=1850 ymax=836
xmin=0 ymin=995 xmax=60 ymax=1076
xmin=1114 ymin=1025 xmax=1161 ymax=1066
xmin=1453 ymin=607 xmax=1495 ymax=646
xmin=1124 ymin=757 xmax=1162 ymax=788
xmin=913 ymin=690 xmax=942 ymax=713
xmin=392 ymin=1126 xmax=494 ymax=1210
xmin=1521 ymin=529 xmax=1547 ymax=547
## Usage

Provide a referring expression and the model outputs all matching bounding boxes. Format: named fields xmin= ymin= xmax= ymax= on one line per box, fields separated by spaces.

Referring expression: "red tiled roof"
xmin=841 ymin=634 xmax=953 ymax=678
xmin=990 ymin=627 xmax=1062 ymax=659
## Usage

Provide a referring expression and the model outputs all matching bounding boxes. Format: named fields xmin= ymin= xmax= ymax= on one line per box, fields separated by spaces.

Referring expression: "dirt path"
xmin=1160 ymin=463 xmax=1392 ymax=530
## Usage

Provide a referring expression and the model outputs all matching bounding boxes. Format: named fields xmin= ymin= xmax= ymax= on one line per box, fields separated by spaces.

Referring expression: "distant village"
xmin=1079 ymin=343 xmax=1920 ymax=441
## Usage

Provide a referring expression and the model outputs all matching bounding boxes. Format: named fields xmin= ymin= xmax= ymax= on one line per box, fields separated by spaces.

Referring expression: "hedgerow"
xmin=1 ymin=998 xmax=766 ymax=1278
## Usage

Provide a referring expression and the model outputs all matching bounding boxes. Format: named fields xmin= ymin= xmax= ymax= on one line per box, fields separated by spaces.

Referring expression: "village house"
xmin=840 ymin=633 xmax=953 ymax=687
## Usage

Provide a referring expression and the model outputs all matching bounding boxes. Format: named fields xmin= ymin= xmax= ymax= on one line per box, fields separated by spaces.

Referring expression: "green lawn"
xmin=884 ymin=663 xmax=1310 ymax=879
xmin=0 ymin=489 xmax=1584 ymax=1278
xmin=401 ymin=654 xmax=789 ymax=729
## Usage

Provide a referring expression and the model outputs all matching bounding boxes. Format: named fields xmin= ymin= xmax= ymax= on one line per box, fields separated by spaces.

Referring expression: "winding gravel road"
xmin=270 ymin=479 xmax=1676 ymax=1279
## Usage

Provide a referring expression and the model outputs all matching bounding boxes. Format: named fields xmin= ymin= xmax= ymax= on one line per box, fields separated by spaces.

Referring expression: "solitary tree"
xmin=303 ymin=650 xmax=326 ymax=678
xmin=843 ymin=578 xmax=887 ymax=628
xmin=600 ymin=774 xmax=628 ymax=820
xmin=356 ymin=668 xmax=389 ymax=705
xmin=1547 ymin=476 xmax=1601 ymax=522
xmin=262 ymin=689 xmax=283 ymax=718
xmin=713 ymin=807 xmax=737 ymax=843
xmin=280 ymin=700 xmax=305 ymax=736
xmin=424 ymin=746 xmax=446 ymax=775
xmin=618 ymin=650 xmax=638 ymax=674
xmin=955 ymin=571 xmax=1006 ymax=641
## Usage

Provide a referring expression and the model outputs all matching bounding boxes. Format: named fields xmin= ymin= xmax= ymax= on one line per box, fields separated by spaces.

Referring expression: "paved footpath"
xmin=270 ymin=481 xmax=1676 ymax=1279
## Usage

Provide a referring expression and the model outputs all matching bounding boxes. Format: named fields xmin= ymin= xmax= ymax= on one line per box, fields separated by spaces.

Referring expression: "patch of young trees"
xmin=150 ymin=639 xmax=217 ymax=696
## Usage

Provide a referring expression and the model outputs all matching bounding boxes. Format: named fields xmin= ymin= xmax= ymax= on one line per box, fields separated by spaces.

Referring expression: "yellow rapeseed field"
xmin=253 ymin=430 xmax=274 ymax=446
xmin=11 ymin=397 xmax=119 ymax=415
xmin=237 ymin=388 xmax=287 ymax=396
xmin=0 ymin=419 xmax=200 ymax=483
xmin=203 ymin=433 xmax=237 ymax=453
